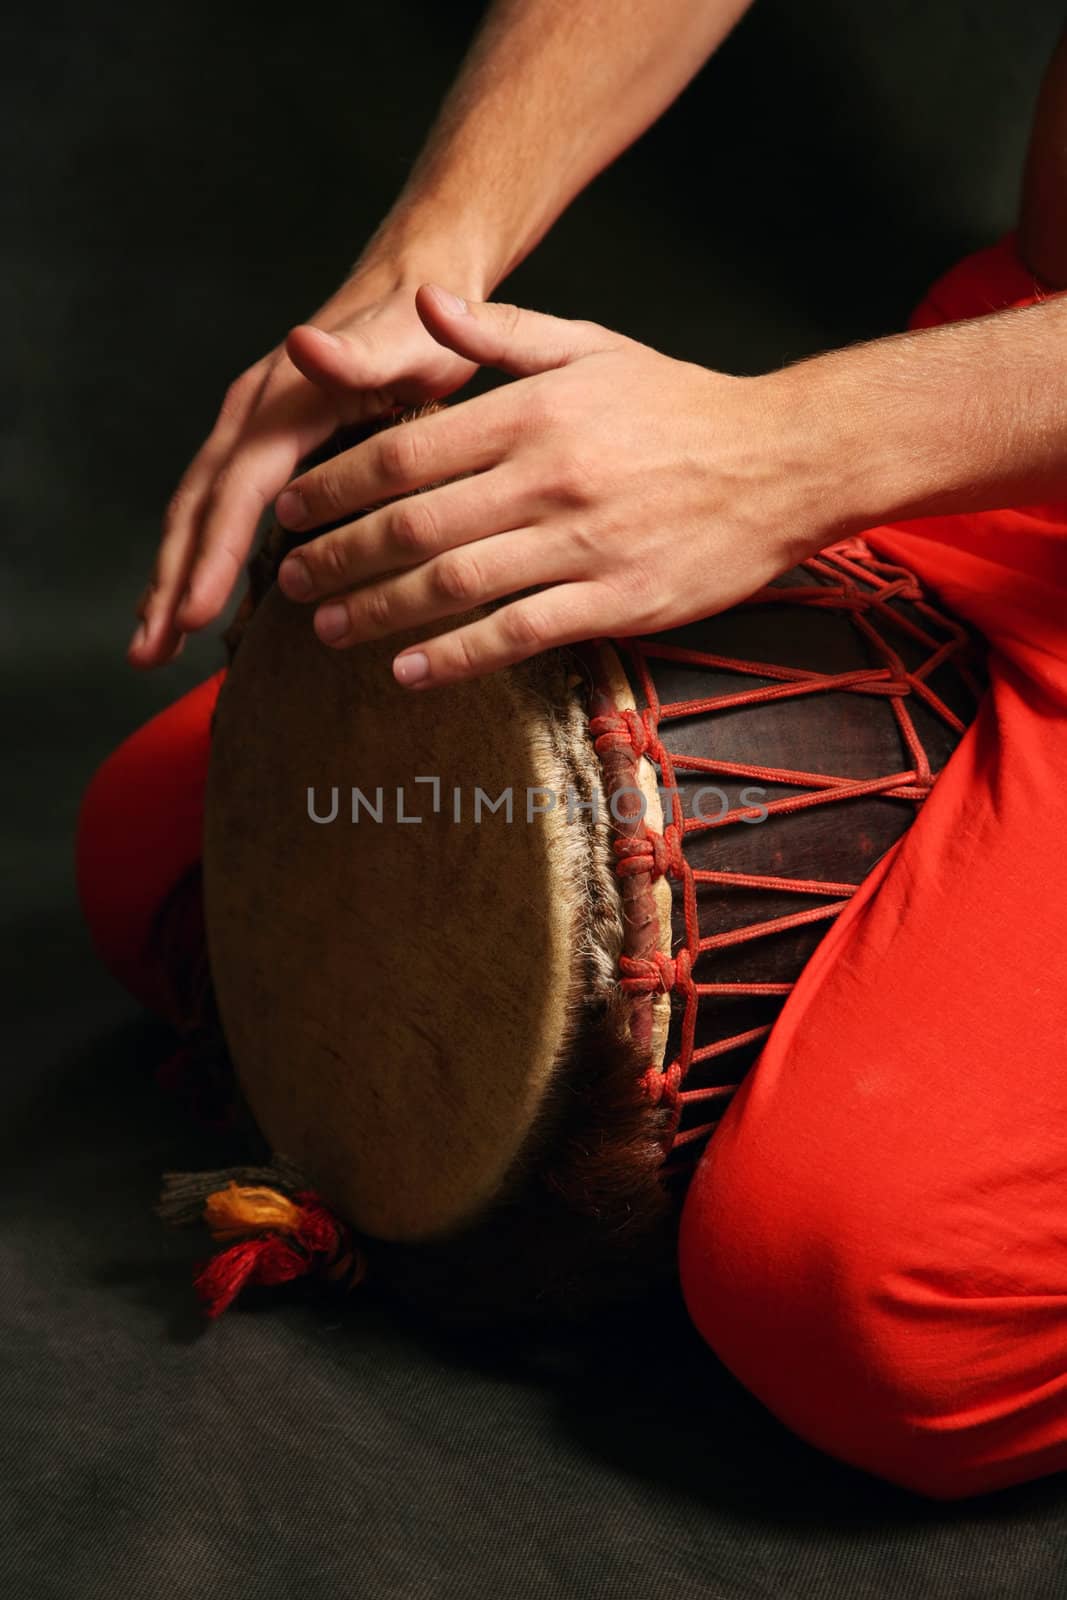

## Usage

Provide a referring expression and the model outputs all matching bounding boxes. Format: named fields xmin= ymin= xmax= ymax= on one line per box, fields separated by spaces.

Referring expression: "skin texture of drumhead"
xmin=204 ymin=587 xmax=606 ymax=1242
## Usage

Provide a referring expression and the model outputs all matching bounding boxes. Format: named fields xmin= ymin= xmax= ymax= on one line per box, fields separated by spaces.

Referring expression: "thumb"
xmin=284 ymin=323 xmax=392 ymax=397
xmin=415 ymin=283 xmax=617 ymax=375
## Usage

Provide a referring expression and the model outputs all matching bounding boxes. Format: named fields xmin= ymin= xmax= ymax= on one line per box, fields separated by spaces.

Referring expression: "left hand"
xmin=272 ymin=284 xmax=844 ymax=687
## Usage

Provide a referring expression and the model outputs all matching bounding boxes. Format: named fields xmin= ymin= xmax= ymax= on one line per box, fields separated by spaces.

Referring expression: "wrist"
xmin=762 ymin=338 xmax=960 ymax=546
xmin=351 ymin=204 xmax=498 ymax=301
xmin=747 ymin=359 xmax=884 ymax=560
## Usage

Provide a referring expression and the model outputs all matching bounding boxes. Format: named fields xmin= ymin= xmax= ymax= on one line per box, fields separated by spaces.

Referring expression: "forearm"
xmin=358 ymin=0 xmax=755 ymax=295
xmin=776 ymin=295 xmax=1067 ymax=545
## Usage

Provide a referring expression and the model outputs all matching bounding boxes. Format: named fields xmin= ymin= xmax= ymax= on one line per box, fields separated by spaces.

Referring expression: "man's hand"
xmin=271 ymin=284 xmax=843 ymax=687
xmin=128 ymin=261 xmax=484 ymax=668
xmin=129 ymin=0 xmax=761 ymax=672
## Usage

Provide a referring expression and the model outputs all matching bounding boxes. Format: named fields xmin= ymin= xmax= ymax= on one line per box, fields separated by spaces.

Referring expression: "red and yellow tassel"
xmin=158 ymin=1165 xmax=367 ymax=1319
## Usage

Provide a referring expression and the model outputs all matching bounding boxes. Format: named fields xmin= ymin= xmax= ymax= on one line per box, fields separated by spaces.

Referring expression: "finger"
xmin=309 ymin=526 xmax=582 ymax=648
xmin=133 ymin=361 xmax=271 ymax=665
xmin=286 ymin=313 xmax=478 ymax=412
xmin=389 ymin=580 xmax=619 ymax=690
xmin=283 ymin=321 xmax=460 ymax=422
xmin=127 ymin=603 xmax=187 ymax=669
xmin=175 ymin=388 xmax=333 ymax=632
xmin=274 ymin=385 xmax=530 ymax=534
xmin=414 ymin=283 xmax=620 ymax=376
xmin=277 ymin=463 xmax=541 ymax=604
xmin=284 ymin=324 xmax=413 ymax=420
xmin=129 ymin=580 xmax=183 ymax=665
xmin=126 ymin=603 xmax=185 ymax=669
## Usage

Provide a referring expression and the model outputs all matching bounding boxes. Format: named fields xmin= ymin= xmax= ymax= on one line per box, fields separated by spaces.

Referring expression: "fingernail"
xmin=276 ymin=488 xmax=307 ymax=528
xmin=315 ymin=603 xmax=349 ymax=642
xmin=315 ymin=328 xmax=342 ymax=348
xmin=129 ymin=620 xmax=147 ymax=652
xmin=427 ymin=284 xmax=468 ymax=316
xmin=394 ymin=651 xmax=429 ymax=685
xmin=279 ymin=556 xmax=313 ymax=600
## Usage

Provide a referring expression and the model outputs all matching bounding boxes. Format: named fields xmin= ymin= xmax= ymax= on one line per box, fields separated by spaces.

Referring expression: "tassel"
xmin=157 ymin=1157 xmax=367 ymax=1319
xmin=203 ymin=1182 xmax=305 ymax=1241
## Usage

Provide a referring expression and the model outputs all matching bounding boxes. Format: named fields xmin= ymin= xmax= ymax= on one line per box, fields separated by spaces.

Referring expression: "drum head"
xmin=204 ymin=588 xmax=625 ymax=1241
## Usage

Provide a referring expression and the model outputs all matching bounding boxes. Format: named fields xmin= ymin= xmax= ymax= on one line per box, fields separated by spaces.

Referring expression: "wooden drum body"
xmin=204 ymin=527 xmax=983 ymax=1268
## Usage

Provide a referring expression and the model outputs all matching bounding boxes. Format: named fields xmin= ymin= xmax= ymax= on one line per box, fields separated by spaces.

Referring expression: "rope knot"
xmin=613 ymin=823 xmax=684 ymax=880
xmin=589 ymin=706 xmax=663 ymax=764
xmin=619 ymin=947 xmax=692 ymax=996
xmin=588 ymin=709 xmax=631 ymax=754
xmin=651 ymin=823 xmax=685 ymax=879
xmin=641 ymin=1060 xmax=683 ymax=1109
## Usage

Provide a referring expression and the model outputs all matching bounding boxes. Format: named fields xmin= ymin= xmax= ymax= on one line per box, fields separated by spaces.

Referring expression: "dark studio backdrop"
xmin=4 ymin=2 xmax=1067 ymax=1597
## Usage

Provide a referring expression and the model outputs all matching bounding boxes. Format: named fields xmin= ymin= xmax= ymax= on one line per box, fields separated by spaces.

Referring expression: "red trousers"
xmin=77 ymin=237 xmax=1067 ymax=1501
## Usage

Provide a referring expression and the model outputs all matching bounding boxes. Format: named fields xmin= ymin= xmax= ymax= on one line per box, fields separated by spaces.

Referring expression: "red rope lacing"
xmin=587 ymin=539 xmax=982 ymax=1176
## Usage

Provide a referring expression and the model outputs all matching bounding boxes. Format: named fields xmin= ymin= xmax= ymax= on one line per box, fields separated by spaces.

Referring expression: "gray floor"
xmin=5 ymin=2 xmax=1067 ymax=1595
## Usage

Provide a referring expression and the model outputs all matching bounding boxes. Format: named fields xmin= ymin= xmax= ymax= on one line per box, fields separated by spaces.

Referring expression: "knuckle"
xmin=389 ymin=496 xmax=437 ymax=558
xmin=212 ymin=459 xmax=264 ymax=511
xmin=501 ymin=604 xmax=546 ymax=652
xmin=362 ymin=585 xmax=394 ymax=632
xmin=205 ymin=541 xmax=244 ymax=602
xmin=432 ymin=551 xmax=480 ymax=605
xmin=377 ymin=424 xmax=421 ymax=487
xmin=496 ymin=300 xmax=523 ymax=340
xmin=209 ymin=462 xmax=235 ymax=502
xmin=219 ymin=372 xmax=252 ymax=422
xmin=615 ymin=558 xmax=655 ymax=600
xmin=320 ymin=465 xmax=346 ymax=515
xmin=567 ymin=517 xmax=602 ymax=559
xmin=552 ymin=447 xmax=597 ymax=504
xmin=516 ymin=384 xmax=555 ymax=437
xmin=608 ymin=562 xmax=659 ymax=623
xmin=450 ymin=628 xmax=483 ymax=678
xmin=315 ymin=535 xmax=350 ymax=585
xmin=303 ymin=466 xmax=341 ymax=521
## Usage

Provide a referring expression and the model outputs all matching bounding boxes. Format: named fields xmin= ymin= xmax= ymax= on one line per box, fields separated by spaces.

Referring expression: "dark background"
xmin=5 ymin=2 xmax=1067 ymax=1595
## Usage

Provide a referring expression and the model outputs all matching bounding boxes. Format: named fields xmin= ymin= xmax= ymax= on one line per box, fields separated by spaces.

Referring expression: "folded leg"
xmin=679 ymin=238 xmax=1067 ymax=1501
xmin=75 ymin=670 xmax=226 ymax=1022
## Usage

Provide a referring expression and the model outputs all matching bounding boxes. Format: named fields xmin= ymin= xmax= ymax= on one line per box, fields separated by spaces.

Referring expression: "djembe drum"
xmin=162 ymin=413 xmax=984 ymax=1325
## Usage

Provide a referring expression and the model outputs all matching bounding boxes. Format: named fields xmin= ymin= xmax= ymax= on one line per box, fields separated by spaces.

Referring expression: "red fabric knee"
xmin=75 ymin=670 xmax=226 ymax=1021
xmin=678 ymin=236 xmax=1067 ymax=1498
xmin=678 ymin=660 xmax=1067 ymax=1500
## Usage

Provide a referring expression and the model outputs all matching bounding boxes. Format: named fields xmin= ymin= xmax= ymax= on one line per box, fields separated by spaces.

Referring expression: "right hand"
xmin=129 ymin=258 xmax=484 ymax=667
